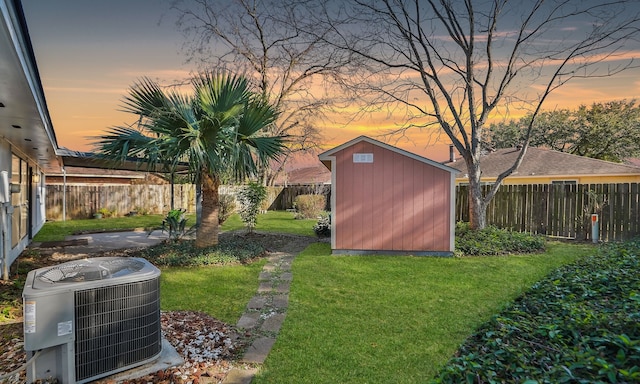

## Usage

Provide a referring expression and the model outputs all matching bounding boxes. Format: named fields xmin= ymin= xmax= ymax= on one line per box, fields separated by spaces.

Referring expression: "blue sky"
xmin=19 ymin=0 xmax=640 ymax=161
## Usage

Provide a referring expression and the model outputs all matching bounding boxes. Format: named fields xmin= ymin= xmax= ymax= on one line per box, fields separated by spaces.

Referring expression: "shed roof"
xmin=319 ymin=135 xmax=459 ymax=174
xmin=444 ymin=146 xmax=640 ymax=177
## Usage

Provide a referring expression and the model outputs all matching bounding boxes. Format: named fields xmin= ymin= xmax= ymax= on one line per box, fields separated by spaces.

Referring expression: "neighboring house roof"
xmin=0 ymin=0 xmax=60 ymax=172
xmin=275 ymin=164 xmax=331 ymax=185
xmin=46 ymin=166 xmax=169 ymax=185
xmin=444 ymin=147 xmax=640 ymax=179
xmin=624 ymin=158 xmax=640 ymax=168
xmin=320 ymin=135 xmax=459 ymax=174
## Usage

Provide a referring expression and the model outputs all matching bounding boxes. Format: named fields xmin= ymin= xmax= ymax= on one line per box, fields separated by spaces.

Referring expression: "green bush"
xmin=218 ymin=194 xmax=236 ymax=224
xmin=160 ymin=208 xmax=194 ymax=242
xmin=433 ymin=239 xmax=640 ymax=383
xmin=455 ymin=222 xmax=545 ymax=256
xmin=313 ymin=212 xmax=331 ymax=237
xmin=140 ymin=234 xmax=266 ymax=267
xmin=238 ymin=182 xmax=267 ymax=232
xmin=294 ymin=194 xmax=326 ymax=219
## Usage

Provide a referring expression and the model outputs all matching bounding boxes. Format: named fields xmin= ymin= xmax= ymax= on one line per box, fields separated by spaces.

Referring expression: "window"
xmin=11 ymin=154 xmax=28 ymax=248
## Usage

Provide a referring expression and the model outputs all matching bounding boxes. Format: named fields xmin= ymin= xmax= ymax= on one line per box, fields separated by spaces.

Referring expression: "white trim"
xmin=449 ymin=171 xmax=456 ymax=252
xmin=319 ymin=135 xmax=459 ymax=175
xmin=325 ymin=156 xmax=337 ymax=250
xmin=1 ymin=0 xmax=58 ymax=151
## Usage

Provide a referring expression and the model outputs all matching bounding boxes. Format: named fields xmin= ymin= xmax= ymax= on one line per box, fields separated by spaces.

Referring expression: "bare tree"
xmin=171 ymin=0 xmax=350 ymax=185
xmin=318 ymin=0 xmax=640 ymax=229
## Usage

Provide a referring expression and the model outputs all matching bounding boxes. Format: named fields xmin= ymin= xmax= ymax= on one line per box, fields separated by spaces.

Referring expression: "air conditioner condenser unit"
xmin=22 ymin=257 xmax=162 ymax=383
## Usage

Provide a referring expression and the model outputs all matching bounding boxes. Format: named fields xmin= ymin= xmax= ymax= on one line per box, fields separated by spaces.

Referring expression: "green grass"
xmin=160 ymin=259 xmax=267 ymax=324
xmin=34 ymin=210 xmax=314 ymax=242
xmin=221 ymin=210 xmax=316 ymax=236
xmin=253 ymin=241 xmax=595 ymax=384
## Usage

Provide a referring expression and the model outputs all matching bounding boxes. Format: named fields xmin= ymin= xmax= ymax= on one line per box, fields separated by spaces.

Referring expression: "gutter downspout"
xmin=1 ymin=171 xmax=9 ymax=280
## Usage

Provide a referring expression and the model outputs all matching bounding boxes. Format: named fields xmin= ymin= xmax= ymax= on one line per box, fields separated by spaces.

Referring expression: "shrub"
xmin=313 ymin=212 xmax=331 ymax=237
xmin=140 ymin=234 xmax=266 ymax=267
xmin=433 ymin=239 xmax=640 ymax=383
xmin=238 ymin=182 xmax=267 ymax=232
xmin=134 ymin=206 xmax=150 ymax=215
xmin=294 ymin=194 xmax=326 ymax=219
xmin=160 ymin=208 xmax=194 ymax=242
xmin=455 ymin=222 xmax=545 ymax=256
xmin=97 ymin=207 xmax=114 ymax=218
xmin=218 ymin=194 xmax=236 ymax=224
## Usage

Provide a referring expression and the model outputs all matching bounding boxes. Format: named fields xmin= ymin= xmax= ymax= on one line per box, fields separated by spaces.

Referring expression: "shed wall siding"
xmin=334 ymin=141 xmax=451 ymax=252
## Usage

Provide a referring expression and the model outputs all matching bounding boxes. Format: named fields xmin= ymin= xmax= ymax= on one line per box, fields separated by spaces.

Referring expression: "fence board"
xmin=46 ymin=184 xmax=197 ymax=220
xmin=454 ymin=182 xmax=640 ymax=242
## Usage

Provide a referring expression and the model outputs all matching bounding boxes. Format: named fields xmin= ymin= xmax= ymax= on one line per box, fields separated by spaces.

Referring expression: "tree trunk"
xmin=195 ymin=172 xmax=220 ymax=248
xmin=466 ymin=160 xmax=487 ymax=230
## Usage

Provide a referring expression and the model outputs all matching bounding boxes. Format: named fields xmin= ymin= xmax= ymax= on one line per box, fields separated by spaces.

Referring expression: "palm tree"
xmin=95 ymin=71 xmax=284 ymax=247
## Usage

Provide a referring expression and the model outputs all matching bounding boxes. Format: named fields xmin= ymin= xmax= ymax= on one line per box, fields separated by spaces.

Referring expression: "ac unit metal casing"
xmin=22 ymin=257 xmax=162 ymax=383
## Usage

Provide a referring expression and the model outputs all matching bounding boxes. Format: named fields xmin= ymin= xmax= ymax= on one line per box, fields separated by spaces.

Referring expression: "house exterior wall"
xmin=0 ymin=141 xmax=46 ymax=276
xmin=332 ymin=140 xmax=453 ymax=253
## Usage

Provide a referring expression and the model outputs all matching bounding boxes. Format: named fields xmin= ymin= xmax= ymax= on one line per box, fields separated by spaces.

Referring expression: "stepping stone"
xmin=280 ymin=272 xmax=293 ymax=281
xmin=259 ymin=271 xmax=273 ymax=281
xmin=247 ymin=296 xmax=267 ymax=310
xmin=262 ymin=264 xmax=277 ymax=272
xmin=257 ymin=282 xmax=273 ymax=293
xmin=275 ymin=281 xmax=290 ymax=294
xmin=242 ymin=337 xmax=276 ymax=364
xmin=279 ymin=261 xmax=292 ymax=271
xmin=261 ymin=313 xmax=286 ymax=333
xmin=280 ymin=255 xmax=295 ymax=264
xmin=236 ymin=311 xmax=260 ymax=329
xmin=272 ymin=294 xmax=288 ymax=309
xmin=221 ymin=368 xmax=257 ymax=384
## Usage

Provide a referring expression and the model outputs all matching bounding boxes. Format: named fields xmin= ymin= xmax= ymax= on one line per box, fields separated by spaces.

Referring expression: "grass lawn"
xmin=34 ymin=210 xmax=315 ymax=242
xmin=160 ymin=259 xmax=267 ymax=324
xmin=221 ymin=210 xmax=316 ymax=236
xmin=253 ymin=241 xmax=595 ymax=384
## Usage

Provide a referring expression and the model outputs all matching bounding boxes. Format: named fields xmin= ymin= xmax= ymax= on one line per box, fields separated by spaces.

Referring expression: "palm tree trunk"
xmin=195 ymin=172 xmax=220 ymax=248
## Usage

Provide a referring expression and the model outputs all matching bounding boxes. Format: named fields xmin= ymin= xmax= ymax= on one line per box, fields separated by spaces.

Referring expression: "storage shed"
xmin=319 ymin=136 xmax=458 ymax=256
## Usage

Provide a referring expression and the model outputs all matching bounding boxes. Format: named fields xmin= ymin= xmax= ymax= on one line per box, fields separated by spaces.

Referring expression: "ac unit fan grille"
xmin=74 ymin=277 xmax=161 ymax=382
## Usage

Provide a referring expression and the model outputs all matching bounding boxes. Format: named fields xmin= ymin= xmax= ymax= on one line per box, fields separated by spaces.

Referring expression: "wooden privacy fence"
xmin=456 ymin=183 xmax=640 ymax=242
xmin=219 ymin=184 xmax=330 ymax=211
xmin=46 ymin=184 xmax=196 ymax=220
xmin=46 ymin=183 xmax=330 ymax=220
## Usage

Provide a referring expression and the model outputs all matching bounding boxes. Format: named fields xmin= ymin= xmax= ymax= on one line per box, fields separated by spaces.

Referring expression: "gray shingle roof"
xmin=444 ymin=147 xmax=640 ymax=177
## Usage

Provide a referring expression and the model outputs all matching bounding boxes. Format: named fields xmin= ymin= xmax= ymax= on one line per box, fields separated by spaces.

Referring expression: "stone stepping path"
xmin=222 ymin=252 xmax=296 ymax=383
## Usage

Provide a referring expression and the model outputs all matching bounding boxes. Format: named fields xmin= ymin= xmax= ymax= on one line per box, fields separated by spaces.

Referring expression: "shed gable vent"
xmin=353 ymin=153 xmax=373 ymax=163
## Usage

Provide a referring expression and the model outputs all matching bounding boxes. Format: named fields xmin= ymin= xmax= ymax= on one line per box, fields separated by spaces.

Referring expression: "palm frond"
xmin=95 ymin=70 xmax=285 ymax=183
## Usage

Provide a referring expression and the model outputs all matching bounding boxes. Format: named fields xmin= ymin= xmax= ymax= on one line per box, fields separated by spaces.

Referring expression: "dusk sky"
xmin=20 ymin=0 xmax=640 ymax=162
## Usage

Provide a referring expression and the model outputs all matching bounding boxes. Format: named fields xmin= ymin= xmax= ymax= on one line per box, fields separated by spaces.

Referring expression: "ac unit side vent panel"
xmin=74 ymin=277 xmax=161 ymax=382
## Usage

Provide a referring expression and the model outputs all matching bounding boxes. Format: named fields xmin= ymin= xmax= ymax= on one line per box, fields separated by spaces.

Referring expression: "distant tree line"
xmin=485 ymin=100 xmax=640 ymax=163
